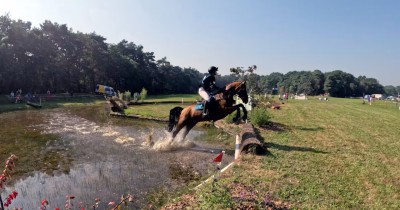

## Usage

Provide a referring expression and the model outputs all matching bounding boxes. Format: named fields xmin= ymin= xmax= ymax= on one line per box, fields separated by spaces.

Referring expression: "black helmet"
xmin=208 ymin=66 xmax=218 ymax=73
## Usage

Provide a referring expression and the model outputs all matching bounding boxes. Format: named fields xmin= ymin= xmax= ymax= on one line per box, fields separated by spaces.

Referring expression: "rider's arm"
xmin=202 ymin=75 xmax=212 ymax=91
xmin=210 ymin=76 xmax=220 ymax=90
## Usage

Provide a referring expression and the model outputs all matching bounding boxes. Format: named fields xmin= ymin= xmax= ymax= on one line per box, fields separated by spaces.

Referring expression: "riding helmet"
xmin=208 ymin=66 xmax=218 ymax=73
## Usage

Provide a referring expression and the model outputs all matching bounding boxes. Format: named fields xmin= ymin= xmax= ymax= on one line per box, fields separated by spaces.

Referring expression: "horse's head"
xmin=226 ymin=81 xmax=248 ymax=104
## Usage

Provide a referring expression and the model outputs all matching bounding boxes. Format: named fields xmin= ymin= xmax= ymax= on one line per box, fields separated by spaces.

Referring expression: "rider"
xmin=199 ymin=66 xmax=220 ymax=116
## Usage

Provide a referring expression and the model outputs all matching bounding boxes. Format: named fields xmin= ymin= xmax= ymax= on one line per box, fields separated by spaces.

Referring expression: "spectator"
xmin=15 ymin=92 xmax=21 ymax=103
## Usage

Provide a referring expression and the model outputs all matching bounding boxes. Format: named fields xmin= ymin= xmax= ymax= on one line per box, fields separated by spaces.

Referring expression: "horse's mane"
xmin=214 ymin=81 xmax=245 ymax=101
xmin=224 ymin=81 xmax=244 ymax=90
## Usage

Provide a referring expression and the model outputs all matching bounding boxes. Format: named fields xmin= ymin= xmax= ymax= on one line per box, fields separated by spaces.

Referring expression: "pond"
xmin=0 ymin=104 xmax=234 ymax=209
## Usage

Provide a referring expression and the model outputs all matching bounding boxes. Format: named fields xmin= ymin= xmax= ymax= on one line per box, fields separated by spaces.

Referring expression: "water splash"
xmin=141 ymin=127 xmax=155 ymax=147
xmin=152 ymin=128 xmax=195 ymax=151
xmin=114 ymin=136 xmax=135 ymax=144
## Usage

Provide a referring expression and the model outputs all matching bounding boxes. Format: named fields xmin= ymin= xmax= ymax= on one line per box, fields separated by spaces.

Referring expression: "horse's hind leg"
xmin=168 ymin=107 xmax=183 ymax=132
xmin=172 ymin=122 xmax=185 ymax=139
xmin=181 ymin=121 xmax=197 ymax=140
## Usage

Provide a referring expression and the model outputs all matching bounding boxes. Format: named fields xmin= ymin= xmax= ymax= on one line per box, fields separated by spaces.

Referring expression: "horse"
xmin=167 ymin=81 xmax=249 ymax=140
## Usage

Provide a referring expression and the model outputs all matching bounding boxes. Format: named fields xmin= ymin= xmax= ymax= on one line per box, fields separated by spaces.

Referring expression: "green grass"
xmin=124 ymin=94 xmax=198 ymax=118
xmin=124 ymin=103 xmax=184 ymax=118
xmin=145 ymin=94 xmax=199 ymax=102
xmin=124 ymin=94 xmax=199 ymax=118
xmin=226 ymin=98 xmax=400 ymax=209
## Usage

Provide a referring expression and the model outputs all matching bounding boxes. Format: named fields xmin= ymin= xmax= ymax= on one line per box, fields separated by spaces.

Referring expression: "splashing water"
xmin=152 ymin=127 xmax=196 ymax=151
xmin=1 ymin=107 xmax=234 ymax=208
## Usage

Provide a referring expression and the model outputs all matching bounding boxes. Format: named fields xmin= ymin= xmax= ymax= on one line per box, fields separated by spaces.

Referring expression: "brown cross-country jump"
xmin=167 ymin=81 xmax=249 ymax=140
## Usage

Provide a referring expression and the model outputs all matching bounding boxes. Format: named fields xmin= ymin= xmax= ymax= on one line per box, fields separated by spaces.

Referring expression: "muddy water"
xmin=0 ymin=105 xmax=233 ymax=209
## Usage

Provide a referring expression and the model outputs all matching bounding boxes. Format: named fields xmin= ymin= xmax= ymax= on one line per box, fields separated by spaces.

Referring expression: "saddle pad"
xmin=195 ymin=104 xmax=204 ymax=110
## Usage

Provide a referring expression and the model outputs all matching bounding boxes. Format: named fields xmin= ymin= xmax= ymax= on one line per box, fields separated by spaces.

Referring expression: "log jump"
xmin=239 ymin=123 xmax=265 ymax=155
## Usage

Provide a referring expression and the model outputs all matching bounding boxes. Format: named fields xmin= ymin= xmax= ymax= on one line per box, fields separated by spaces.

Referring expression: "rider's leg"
xmin=202 ymin=101 xmax=207 ymax=116
xmin=206 ymin=97 xmax=216 ymax=116
xmin=198 ymin=88 xmax=211 ymax=116
xmin=198 ymin=87 xmax=210 ymax=101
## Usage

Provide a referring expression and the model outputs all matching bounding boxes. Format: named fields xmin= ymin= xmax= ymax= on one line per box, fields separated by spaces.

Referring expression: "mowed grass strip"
xmin=146 ymin=94 xmax=199 ymax=102
xmin=125 ymin=94 xmax=198 ymax=118
xmin=234 ymin=98 xmax=400 ymax=209
xmin=125 ymin=94 xmax=199 ymax=118
xmin=125 ymin=103 xmax=186 ymax=118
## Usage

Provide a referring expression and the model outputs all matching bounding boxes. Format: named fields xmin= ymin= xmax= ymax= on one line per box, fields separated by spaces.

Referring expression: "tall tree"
xmin=310 ymin=70 xmax=325 ymax=95
xmin=384 ymin=85 xmax=397 ymax=96
xmin=324 ymin=70 xmax=357 ymax=97
xmin=357 ymin=76 xmax=384 ymax=96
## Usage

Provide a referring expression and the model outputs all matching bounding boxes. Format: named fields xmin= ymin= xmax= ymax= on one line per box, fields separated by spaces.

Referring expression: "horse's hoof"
xmin=233 ymin=117 xmax=238 ymax=122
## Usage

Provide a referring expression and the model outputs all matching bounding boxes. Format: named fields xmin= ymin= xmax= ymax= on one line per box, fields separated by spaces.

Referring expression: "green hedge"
xmin=249 ymin=107 xmax=271 ymax=126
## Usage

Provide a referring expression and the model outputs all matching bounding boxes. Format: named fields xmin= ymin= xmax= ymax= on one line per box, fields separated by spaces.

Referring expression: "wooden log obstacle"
xmin=238 ymin=123 xmax=265 ymax=155
xmin=108 ymin=97 xmax=128 ymax=113
xmin=26 ymin=101 xmax=42 ymax=109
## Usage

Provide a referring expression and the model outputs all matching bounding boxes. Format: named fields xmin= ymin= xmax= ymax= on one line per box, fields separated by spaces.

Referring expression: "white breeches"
xmin=198 ymin=87 xmax=211 ymax=102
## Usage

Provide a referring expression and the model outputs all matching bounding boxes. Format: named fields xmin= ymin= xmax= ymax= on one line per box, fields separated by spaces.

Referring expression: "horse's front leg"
xmin=240 ymin=104 xmax=248 ymax=121
xmin=232 ymin=105 xmax=241 ymax=123
xmin=234 ymin=104 xmax=247 ymax=122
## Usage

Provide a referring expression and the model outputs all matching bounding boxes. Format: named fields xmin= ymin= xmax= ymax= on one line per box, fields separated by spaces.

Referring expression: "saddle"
xmin=196 ymin=88 xmax=226 ymax=114
xmin=195 ymin=100 xmax=206 ymax=110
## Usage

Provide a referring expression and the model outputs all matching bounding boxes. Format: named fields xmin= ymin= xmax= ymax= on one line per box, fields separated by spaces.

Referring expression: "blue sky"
xmin=1 ymin=0 xmax=399 ymax=85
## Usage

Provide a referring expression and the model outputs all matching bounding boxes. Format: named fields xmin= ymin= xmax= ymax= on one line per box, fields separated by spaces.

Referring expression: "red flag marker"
xmin=213 ymin=151 xmax=225 ymax=163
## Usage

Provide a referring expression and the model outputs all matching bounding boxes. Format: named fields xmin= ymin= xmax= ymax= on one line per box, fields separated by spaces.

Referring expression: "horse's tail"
xmin=167 ymin=106 xmax=183 ymax=132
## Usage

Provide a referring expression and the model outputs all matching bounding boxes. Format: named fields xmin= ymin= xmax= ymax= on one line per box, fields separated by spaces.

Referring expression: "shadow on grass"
xmin=254 ymin=127 xmax=327 ymax=155
xmin=260 ymin=122 xmax=288 ymax=132
xmin=260 ymin=122 xmax=324 ymax=133
xmin=264 ymin=142 xmax=328 ymax=154
xmin=292 ymin=125 xmax=324 ymax=131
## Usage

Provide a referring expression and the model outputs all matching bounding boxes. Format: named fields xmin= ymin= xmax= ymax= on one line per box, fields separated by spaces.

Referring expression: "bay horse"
xmin=168 ymin=81 xmax=249 ymax=140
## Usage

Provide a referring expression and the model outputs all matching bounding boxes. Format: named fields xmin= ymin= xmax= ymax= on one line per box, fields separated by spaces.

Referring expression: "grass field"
xmin=124 ymin=96 xmax=400 ymax=209
xmin=214 ymin=98 xmax=400 ymax=209
xmin=124 ymin=103 xmax=188 ymax=118
xmin=125 ymin=94 xmax=198 ymax=118
xmin=146 ymin=94 xmax=199 ymax=102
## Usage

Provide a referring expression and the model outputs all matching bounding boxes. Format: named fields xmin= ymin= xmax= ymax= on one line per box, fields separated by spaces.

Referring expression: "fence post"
xmin=235 ymin=135 xmax=241 ymax=160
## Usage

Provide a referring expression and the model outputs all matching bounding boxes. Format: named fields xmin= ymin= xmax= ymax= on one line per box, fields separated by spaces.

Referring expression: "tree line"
xmin=0 ymin=14 xmax=201 ymax=95
xmin=229 ymin=68 xmax=399 ymax=97
xmin=1 ymin=14 xmax=398 ymax=97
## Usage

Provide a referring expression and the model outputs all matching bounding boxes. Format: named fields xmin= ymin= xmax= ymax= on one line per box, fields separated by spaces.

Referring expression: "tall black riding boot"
xmin=203 ymin=101 xmax=209 ymax=116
